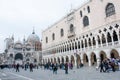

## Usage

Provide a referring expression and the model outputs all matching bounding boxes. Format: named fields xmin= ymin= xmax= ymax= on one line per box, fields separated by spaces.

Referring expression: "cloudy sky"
xmin=0 ymin=0 xmax=88 ymax=53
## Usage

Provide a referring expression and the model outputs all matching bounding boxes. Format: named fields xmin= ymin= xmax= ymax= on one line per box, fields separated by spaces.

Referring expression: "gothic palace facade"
xmin=42 ymin=0 xmax=120 ymax=67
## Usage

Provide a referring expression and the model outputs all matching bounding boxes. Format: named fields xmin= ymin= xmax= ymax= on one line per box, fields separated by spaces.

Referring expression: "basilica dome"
xmin=27 ymin=31 xmax=40 ymax=43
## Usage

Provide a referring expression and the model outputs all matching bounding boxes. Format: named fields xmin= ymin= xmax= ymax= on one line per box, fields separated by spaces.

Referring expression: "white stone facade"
xmin=42 ymin=0 xmax=120 ymax=67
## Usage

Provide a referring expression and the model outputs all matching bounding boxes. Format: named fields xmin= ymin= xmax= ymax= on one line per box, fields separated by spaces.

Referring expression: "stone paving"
xmin=0 ymin=67 xmax=120 ymax=80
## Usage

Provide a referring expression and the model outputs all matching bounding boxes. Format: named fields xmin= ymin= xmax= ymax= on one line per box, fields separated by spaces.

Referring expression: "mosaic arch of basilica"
xmin=42 ymin=0 xmax=120 ymax=67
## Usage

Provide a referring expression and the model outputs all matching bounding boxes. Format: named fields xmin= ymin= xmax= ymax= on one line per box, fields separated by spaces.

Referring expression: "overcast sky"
xmin=0 ymin=0 xmax=88 ymax=53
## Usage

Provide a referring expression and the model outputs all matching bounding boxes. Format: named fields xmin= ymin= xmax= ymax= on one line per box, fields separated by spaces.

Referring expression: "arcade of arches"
xmin=43 ymin=23 xmax=120 ymax=66
xmin=43 ymin=49 xmax=120 ymax=67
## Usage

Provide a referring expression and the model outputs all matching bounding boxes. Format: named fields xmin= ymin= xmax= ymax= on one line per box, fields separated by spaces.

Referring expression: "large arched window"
xmin=70 ymin=24 xmax=74 ymax=32
xmin=60 ymin=29 xmax=64 ymax=37
xmin=83 ymin=16 xmax=89 ymax=27
xmin=52 ymin=33 xmax=55 ymax=40
xmin=106 ymin=3 xmax=115 ymax=17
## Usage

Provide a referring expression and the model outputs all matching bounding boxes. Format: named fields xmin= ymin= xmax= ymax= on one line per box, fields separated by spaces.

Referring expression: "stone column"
xmin=111 ymin=34 xmax=114 ymax=46
xmin=56 ymin=58 xmax=58 ymax=63
xmin=59 ymin=57 xmax=62 ymax=64
xmin=64 ymin=56 xmax=66 ymax=64
xmin=105 ymin=35 xmax=108 ymax=46
xmin=74 ymin=56 xmax=77 ymax=67
xmin=117 ymin=33 xmax=120 ymax=44
xmin=95 ymin=36 xmax=98 ymax=48
xmin=88 ymin=57 xmax=92 ymax=67
xmin=97 ymin=58 xmax=100 ymax=67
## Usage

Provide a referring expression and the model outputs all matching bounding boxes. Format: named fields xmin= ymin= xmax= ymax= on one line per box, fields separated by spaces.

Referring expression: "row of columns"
xmin=43 ymin=48 xmax=120 ymax=67
xmin=43 ymin=30 xmax=120 ymax=55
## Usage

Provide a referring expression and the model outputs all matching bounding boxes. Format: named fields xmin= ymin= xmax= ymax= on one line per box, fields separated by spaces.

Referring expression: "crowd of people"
xmin=43 ymin=62 xmax=70 ymax=74
xmin=98 ymin=58 xmax=120 ymax=72
xmin=0 ymin=63 xmax=39 ymax=72
xmin=0 ymin=58 xmax=120 ymax=74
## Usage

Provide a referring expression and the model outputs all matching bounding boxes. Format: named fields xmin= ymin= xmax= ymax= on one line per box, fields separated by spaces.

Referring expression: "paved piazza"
xmin=0 ymin=67 xmax=120 ymax=80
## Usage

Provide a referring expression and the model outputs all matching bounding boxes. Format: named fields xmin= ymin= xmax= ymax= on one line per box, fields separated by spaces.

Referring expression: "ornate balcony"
xmin=67 ymin=28 xmax=76 ymax=38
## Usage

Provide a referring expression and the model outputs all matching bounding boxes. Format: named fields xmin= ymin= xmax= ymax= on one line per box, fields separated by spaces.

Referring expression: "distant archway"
xmin=57 ymin=57 xmax=60 ymax=64
xmin=15 ymin=53 xmax=23 ymax=60
xmin=91 ymin=52 xmax=97 ymax=66
xmin=71 ymin=55 xmax=75 ymax=65
xmin=110 ymin=49 xmax=119 ymax=59
xmin=83 ymin=53 xmax=89 ymax=66
xmin=66 ymin=56 xmax=69 ymax=63
xmin=100 ymin=51 xmax=107 ymax=62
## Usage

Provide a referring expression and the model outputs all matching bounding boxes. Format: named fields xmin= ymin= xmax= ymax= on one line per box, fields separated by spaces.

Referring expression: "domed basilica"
xmin=4 ymin=30 xmax=42 ymax=65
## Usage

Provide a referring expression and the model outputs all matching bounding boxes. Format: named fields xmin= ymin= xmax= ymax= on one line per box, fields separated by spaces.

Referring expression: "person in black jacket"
xmin=65 ymin=62 xmax=68 ymax=74
xmin=16 ymin=63 xmax=20 ymax=72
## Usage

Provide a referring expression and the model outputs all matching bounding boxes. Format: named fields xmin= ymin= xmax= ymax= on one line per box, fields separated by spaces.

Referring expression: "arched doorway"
xmin=83 ymin=53 xmax=89 ymax=66
xmin=57 ymin=57 xmax=60 ymax=64
xmin=14 ymin=53 xmax=23 ymax=64
xmin=100 ymin=51 xmax=107 ymax=62
xmin=66 ymin=56 xmax=69 ymax=63
xmin=76 ymin=54 xmax=81 ymax=68
xmin=91 ymin=52 xmax=97 ymax=66
xmin=61 ymin=57 xmax=64 ymax=63
xmin=15 ymin=53 xmax=23 ymax=60
xmin=71 ymin=55 xmax=75 ymax=65
xmin=110 ymin=49 xmax=119 ymax=59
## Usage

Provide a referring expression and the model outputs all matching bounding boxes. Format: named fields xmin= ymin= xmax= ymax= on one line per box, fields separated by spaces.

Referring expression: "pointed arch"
xmin=93 ymin=37 xmax=96 ymax=46
xmin=100 ymin=51 xmax=107 ymax=62
xmin=66 ymin=56 xmax=69 ymax=63
xmin=75 ymin=42 xmax=77 ymax=49
xmin=83 ymin=53 xmax=89 ymax=66
xmin=88 ymin=38 xmax=91 ymax=46
xmin=81 ymin=40 xmax=84 ymax=48
xmin=113 ymin=30 xmax=118 ymax=41
xmin=91 ymin=52 xmax=97 ymax=66
xmin=97 ymin=35 xmax=101 ymax=44
xmin=102 ymin=34 xmax=106 ymax=44
xmin=78 ymin=41 xmax=80 ymax=49
xmin=107 ymin=32 xmax=112 ymax=42
xmin=110 ymin=49 xmax=119 ymax=59
xmin=85 ymin=39 xmax=87 ymax=47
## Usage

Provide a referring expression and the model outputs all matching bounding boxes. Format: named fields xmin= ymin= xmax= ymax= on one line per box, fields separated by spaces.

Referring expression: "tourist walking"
xmin=53 ymin=63 xmax=58 ymax=74
xmin=65 ymin=62 xmax=68 ymax=74
xmin=99 ymin=61 xmax=105 ymax=72
xmin=29 ymin=63 xmax=33 ymax=72
xmin=16 ymin=63 xmax=20 ymax=72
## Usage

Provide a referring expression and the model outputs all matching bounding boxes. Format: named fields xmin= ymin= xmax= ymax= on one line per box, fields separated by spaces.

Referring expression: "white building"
xmin=4 ymin=31 xmax=42 ymax=65
xmin=42 ymin=0 xmax=120 ymax=67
